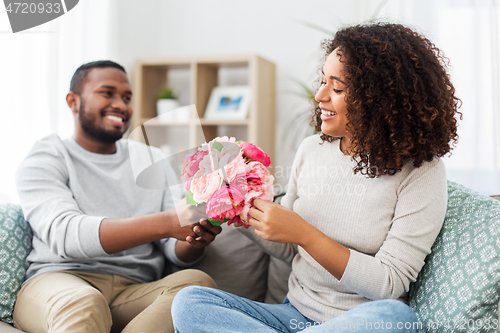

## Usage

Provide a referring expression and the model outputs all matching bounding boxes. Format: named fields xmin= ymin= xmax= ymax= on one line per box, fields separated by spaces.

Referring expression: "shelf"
xmin=140 ymin=118 xmax=249 ymax=127
xmin=132 ymin=54 xmax=276 ymax=173
xmin=199 ymin=119 xmax=249 ymax=126
xmin=137 ymin=54 xmax=259 ymax=66
xmin=140 ymin=118 xmax=190 ymax=126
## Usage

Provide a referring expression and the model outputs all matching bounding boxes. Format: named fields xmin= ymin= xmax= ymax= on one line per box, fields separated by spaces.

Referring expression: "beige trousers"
xmin=13 ymin=269 xmax=217 ymax=333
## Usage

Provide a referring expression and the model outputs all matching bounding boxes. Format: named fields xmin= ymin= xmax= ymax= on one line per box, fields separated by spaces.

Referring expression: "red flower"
xmin=240 ymin=142 xmax=271 ymax=167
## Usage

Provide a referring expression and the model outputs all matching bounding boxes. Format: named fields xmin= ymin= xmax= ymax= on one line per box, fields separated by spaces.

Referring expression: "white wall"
xmin=1 ymin=0 xmax=498 ymax=202
xmin=0 ymin=0 xmax=117 ymax=202
xmin=106 ymin=0 xmax=380 ymax=189
xmin=105 ymin=0 xmax=500 ymax=194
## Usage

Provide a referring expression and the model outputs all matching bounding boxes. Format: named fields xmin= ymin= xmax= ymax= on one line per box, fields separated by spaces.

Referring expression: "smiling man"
xmin=70 ymin=62 xmax=133 ymax=154
xmin=13 ymin=61 xmax=220 ymax=333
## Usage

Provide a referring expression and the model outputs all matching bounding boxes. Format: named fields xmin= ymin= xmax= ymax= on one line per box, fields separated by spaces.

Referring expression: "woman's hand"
xmin=248 ymin=198 xmax=312 ymax=245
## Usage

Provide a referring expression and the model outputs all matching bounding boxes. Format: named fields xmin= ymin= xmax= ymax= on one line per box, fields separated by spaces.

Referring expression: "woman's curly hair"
xmin=313 ymin=22 xmax=462 ymax=177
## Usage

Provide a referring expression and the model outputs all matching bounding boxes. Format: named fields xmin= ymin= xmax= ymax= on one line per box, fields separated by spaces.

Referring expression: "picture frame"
xmin=203 ymin=85 xmax=251 ymax=120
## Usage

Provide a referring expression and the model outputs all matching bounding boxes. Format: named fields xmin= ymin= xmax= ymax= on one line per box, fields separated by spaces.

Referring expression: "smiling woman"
xmin=313 ymin=23 xmax=461 ymax=178
xmin=315 ymin=49 xmax=350 ymax=152
xmin=171 ymin=22 xmax=460 ymax=333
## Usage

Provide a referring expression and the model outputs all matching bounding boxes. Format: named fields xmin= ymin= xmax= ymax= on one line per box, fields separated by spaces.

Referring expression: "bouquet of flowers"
xmin=181 ymin=136 xmax=274 ymax=228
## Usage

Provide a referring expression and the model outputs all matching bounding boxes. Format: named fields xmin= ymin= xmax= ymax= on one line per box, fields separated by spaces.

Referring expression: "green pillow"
xmin=409 ymin=181 xmax=500 ymax=333
xmin=0 ymin=203 xmax=32 ymax=324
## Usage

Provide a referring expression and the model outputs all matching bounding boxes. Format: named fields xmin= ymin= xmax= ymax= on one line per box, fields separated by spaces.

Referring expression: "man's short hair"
xmin=70 ymin=60 xmax=126 ymax=95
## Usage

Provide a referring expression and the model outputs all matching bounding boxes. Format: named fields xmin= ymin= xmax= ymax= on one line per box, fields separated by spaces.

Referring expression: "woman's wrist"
xmin=293 ymin=219 xmax=320 ymax=248
xmin=298 ymin=225 xmax=351 ymax=280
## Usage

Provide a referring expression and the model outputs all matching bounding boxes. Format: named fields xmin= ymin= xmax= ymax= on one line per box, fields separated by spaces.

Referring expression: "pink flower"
xmin=239 ymin=190 xmax=261 ymax=224
xmin=197 ymin=151 xmax=221 ymax=177
xmin=240 ymin=142 xmax=271 ymax=167
xmin=198 ymin=142 xmax=245 ymax=183
xmin=182 ymin=137 xmax=274 ymax=228
xmin=232 ymin=172 xmax=248 ymax=190
xmin=190 ymin=170 xmax=222 ymax=203
xmin=227 ymin=215 xmax=250 ymax=229
xmin=258 ymin=174 xmax=274 ymax=201
xmin=245 ymin=162 xmax=270 ymax=191
xmin=206 ymin=174 xmax=247 ymax=221
xmin=239 ymin=173 xmax=274 ymax=224
xmin=181 ymin=150 xmax=208 ymax=190
xmin=224 ymin=155 xmax=247 ymax=183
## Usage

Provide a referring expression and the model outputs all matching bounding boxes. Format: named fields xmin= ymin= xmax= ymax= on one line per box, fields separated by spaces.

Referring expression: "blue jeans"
xmin=171 ymin=286 xmax=421 ymax=332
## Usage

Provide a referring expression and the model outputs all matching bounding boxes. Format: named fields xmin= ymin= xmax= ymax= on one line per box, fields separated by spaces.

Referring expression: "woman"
xmin=171 ymin=22 xmax=461 ymax=332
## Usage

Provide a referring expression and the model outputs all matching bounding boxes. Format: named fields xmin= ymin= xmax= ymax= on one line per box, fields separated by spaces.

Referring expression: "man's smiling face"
xmin=77 ymin=67 xmax=133 ymax=143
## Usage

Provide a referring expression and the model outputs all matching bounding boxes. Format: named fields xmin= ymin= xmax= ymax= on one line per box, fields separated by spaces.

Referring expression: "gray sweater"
xmin=16 ymin=134 xmax=188 ymax=283
xmin=239 ymin=135 xmax=447 ymax=323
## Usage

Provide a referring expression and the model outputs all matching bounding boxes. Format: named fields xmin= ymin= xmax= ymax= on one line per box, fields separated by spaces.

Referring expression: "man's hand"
xmin=186 ymin=219 xmax=222 ymax=249
xmin=174 ymin=197 xmax=208 ymax=227
xmin=164 ymin=197 xmax=208 ymax=241
xmin=175 ymin=219 xmax=222 ymax=263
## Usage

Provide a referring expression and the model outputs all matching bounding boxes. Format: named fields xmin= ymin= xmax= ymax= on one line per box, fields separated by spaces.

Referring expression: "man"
xmin=13 ymin=60 xmax=221 ymax=333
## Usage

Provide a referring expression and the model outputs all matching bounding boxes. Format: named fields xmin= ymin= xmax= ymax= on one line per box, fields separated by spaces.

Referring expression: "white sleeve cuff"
xmin=163 ymin=238 xmax=204 ymax=268
xmin=66 ymin=215 xmax=107 ymax=258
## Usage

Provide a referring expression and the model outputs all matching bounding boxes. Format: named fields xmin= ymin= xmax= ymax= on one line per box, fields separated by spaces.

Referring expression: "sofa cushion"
xmin=0 ymin=203 xmax=32 ymax=324
xmin=409 ymin=181 xmax=500 ymax=332
xmin=265 ymin=256 xmax=291 ymax=304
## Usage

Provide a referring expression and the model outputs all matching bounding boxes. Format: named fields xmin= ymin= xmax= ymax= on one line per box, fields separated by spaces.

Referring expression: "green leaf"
xmin=289 ymin=18 xmax=334 ymax=35
xmin=186 ymin=190 xmax=199 ymax=206
xmin=293 ymin=79 xmax=314 ymax=99
xmin=211 ymin=140 xmax=224 ymax=152
xmin=208 ymin=217 xmax=227 ymax=226
xmin=157 ymin=86 xmax=178 ymax=100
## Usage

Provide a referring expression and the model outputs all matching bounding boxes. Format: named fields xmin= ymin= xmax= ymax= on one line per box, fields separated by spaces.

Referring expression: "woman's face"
xmin=315 ymin=48 xmax=349 ymax=140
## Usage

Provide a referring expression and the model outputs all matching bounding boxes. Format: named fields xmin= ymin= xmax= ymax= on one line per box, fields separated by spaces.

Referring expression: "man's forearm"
xmin=175 ymin=240 xmax=205 ymax=263
xmin=99 ymin=209 xmax=195 ymax=254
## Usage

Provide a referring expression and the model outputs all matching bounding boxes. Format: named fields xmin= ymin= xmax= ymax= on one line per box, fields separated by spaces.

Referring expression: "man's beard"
xmin=78 ymin=99 xmax=127 ymax=143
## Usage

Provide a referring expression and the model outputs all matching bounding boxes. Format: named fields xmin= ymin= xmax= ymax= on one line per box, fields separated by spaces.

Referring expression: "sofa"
xmin=0 ymin=181 xmax=499 ymax=332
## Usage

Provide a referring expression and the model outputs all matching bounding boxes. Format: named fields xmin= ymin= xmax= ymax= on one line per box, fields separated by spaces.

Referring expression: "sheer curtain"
xmin=364 ymin=0 xmax=500 ymax=195
xmin=0 ymin=0 xmax=114 ymax=203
